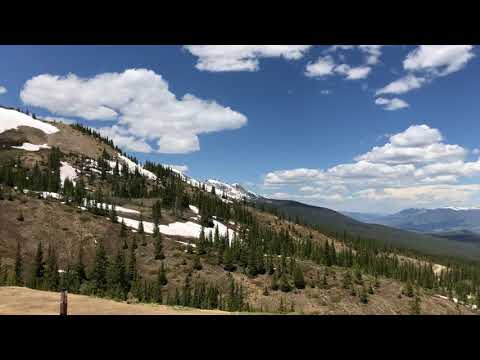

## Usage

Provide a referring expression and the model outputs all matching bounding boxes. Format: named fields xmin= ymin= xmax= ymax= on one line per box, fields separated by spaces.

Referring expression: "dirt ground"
xmin=0 ymin=287 xmax=229 ymax=315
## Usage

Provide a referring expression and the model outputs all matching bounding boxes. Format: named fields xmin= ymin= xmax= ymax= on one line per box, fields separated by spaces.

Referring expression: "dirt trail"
xmin=0 ymin=287 xmax=229 ymax=315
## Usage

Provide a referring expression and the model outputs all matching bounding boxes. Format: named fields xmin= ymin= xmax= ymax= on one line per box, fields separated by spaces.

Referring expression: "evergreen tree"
xmin=271 ymin=272 xmax=279 ymax=291
xmin=294 ymin=265 xmax=306 ymax=289
xmin=193 ymin=255 xmax=203 ymax=271
xmin=127 ymin=243 xmax=137 ymax=285
xmin=280 ymin=273 xmax=292 ymax=293
xmin=223 ymin=247 xmax=236 ymax=272
xmin=30 ymin=241 xmax=45 ymax=288
xmin=14 ymin=241 xmax=23 ymax=286
xmin=44 ymin=244 xmax=59 ymax=291
xmin=154 ymin=232 xmax=165 ymax=260
xmin=158 ymin=262 xmax=168 ymax=286
xmin=92 ymin=240 xmax=108 ymax=295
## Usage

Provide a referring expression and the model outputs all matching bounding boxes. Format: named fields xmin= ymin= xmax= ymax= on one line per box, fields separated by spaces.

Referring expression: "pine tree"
xmin=29 ymin=242 xmax=45 ymax=289
xmin=154 ymin=232 xmax=165 ymax=260
xmin=72 ymin=245 xmax=87 ymax=292
xmin=294 ymin=265 xmax=306 ymax=289
xmin=109 ymin=205 xmax=118 ymax=223
xmin=137 ymin=214 xmax=144 ymax=235
xmin=271 ymin=272 xmax=279 ymax=291
xmin=223 ymin=247 xmax=236 ymax=272
xmin=158 ymin=262 xmax=168 ymax=286
xmin=92 ymin=240 xmax=108 ymax=295
xmin=14 ymin=241 xmax=23 ymax=286
xmin=193 ymin=254 xmax=203 ymax=271
xmin=44 ymin=244 xmax=59 ymax=291
xmin=280 ymin=273 xmax=292 ymax=293
xmin=127 ymin=243 xmax=137 ymax=285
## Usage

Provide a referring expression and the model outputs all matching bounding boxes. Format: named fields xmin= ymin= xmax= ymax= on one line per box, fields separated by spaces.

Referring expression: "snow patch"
xmin=0 ymin=107 xmax=59 ymax=135
xmin=11 ymin=142 xmax=50 ymax=151
xmin=117 ymin=215 xmax=236 ymax=242
xmin=117 ymin=154 xmax=157 ymax=181
xmin=189 ymin=205 xmax=199 ymax=214
xmin=60 ymin=161 xmax=78 ymax=185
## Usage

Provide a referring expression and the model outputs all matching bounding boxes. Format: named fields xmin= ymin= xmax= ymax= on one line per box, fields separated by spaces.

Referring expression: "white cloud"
xmin=334 ymin=64 xmax=371 ymax=80
xmin=306 ymin=55 xmax=372 ymax=80
xmin=184 ymin=45 xmax=312 ymax=72
xmin=320 ymin=89 xmax=331 ymax=95
xmin=328 ymin=45 xmax=385 ymax=65
xmin=263 ymin=124 xmax=480 ymax=212
xmin=20 ymin=69 xmax=247 ymax=154
xmin=376 ymin=74 xmax=426 ymax=95
xmin=356 ymin=140 xmax=466 ymax=165
xmin=305 ymin=56 xmax=336 ymax=77
xmin=404 ymin=45 xmax=475 ymax=76
xmin=0 ymin=86 xmax=6 ymax=94
xmin=389 ymin=124 xmax=442 ymax=147
xmin=264 ymin=168 xmax=324 ymax=186
xmin=375 ymin=97 xmax=409 ymax=111
xmin=98 ymin=126 xmax=153 ymax=153
xmin=374 ymin=46 xmax=474 ymax=104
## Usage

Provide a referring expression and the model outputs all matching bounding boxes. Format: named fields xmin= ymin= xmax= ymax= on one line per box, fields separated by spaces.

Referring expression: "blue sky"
xmin=1 ymin=45 xmax=479 ymax=213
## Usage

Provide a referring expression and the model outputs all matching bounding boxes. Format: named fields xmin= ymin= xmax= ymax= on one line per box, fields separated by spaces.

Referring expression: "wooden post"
xmin=60 ymin=289 xmax=68 ymax=316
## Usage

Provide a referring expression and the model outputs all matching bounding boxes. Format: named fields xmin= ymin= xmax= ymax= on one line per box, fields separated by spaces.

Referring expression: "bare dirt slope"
xmin=0 ymin=287 xmax=228 ymax=315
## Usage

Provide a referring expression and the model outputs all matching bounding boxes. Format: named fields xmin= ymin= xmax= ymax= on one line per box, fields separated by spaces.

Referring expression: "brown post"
xmin=60 ymin=289 xmax=68 ymax=316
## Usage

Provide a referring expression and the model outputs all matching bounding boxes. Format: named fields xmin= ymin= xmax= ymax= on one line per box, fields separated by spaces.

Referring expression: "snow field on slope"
xmin=11 ymin=143 xmax=51 ymax=151
xmin=0 ymin=107 xmax=59 ymax=135
xmin=116 ymin=215 xmax=236 ymax=243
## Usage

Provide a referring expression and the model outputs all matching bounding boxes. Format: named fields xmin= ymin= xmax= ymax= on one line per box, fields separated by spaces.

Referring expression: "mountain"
xmin=342 ymin=211 xmax=388 ymax=224
xmin=204 ymin=179 xmax=260 ymax=201
xmin=0 ymin=106 xmax=478 ymax=315
xmin=348 ymin=207 xmax=480 ymax=235
xmin=256 ymin=198 xmax=480 ymax=261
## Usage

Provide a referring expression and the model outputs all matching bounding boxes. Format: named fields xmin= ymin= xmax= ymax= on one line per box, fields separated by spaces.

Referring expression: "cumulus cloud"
xmin=305 ymin=56 xmax=336 ymax=77
xmin=376 ymin=74 xmax=426 ymax=96
xmin=263 ymin=124 xmax=480 ymax=212
xmin=98 ymin=126 xmax=154 ymax=153
xmin=327 ymin=45 xmax=385 ymax=65
xmin=306 ymin=55 xmax=373 ymax=80
xmin=375 ymin=97 xmax=409 ymax=111
xmin=404 ymin=45 xmax=475 ymax=76
xmin=334 ymin=64 xmax=371 ymax=80
xmin=184 ymin=45 xmax=312 ymax=72
xmin=20 ymin=69 xmax=247 ymax=154
xmin=375 ymin=46 xmax=474 ymax=101
xmin=0 ymin=86 xmax=6 ymax=94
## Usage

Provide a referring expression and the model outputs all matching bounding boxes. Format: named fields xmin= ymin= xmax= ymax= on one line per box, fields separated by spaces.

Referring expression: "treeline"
xmin=0 ymin=147 xmax=62 ymax=193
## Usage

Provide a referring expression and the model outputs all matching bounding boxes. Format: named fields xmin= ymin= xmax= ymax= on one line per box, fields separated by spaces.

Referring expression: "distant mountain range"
xmin=344 ymin=207 xmax=480 ymax=243
xmin=256 ymin=199 xmax=480 ymax=261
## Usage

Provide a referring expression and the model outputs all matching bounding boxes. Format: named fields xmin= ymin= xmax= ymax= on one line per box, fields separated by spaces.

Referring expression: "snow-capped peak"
xmin=204 ymin=179 xmax=259 ymax=201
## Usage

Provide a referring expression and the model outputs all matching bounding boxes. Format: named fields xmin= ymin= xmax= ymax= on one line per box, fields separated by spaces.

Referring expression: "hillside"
xmin=256 ymin=199 xmax=480 ymax=261
xmin=1 ymin=107 xmax=479 ymax=315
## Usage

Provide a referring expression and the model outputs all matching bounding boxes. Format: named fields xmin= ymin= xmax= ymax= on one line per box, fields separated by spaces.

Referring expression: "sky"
xmin=1 ymin=45 xmax=480 ymax=214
